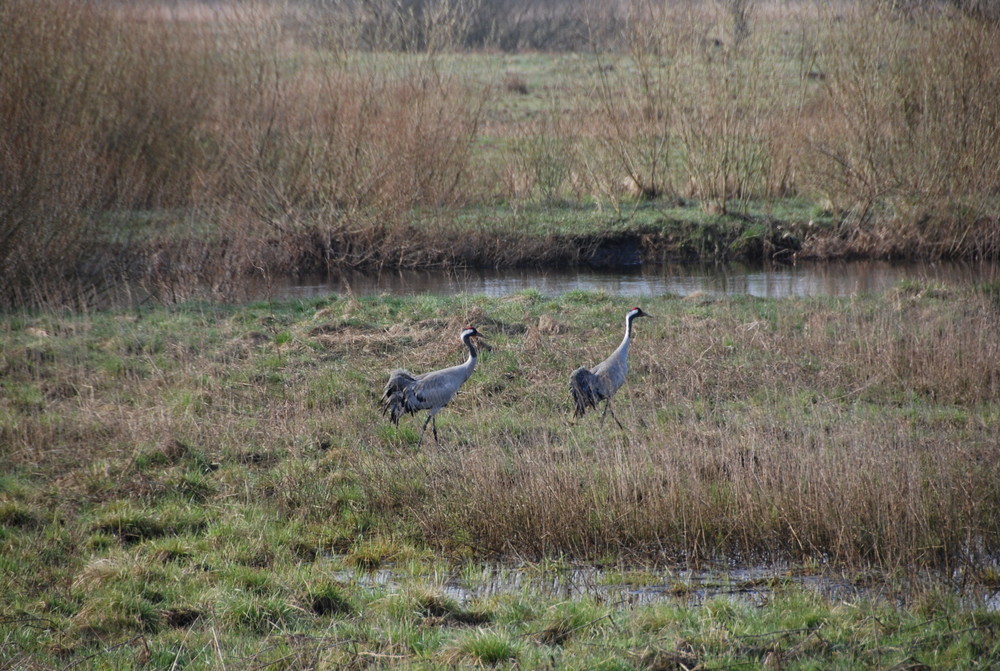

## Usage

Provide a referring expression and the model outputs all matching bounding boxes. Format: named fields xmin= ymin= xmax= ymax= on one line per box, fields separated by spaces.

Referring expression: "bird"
xmin=381 ymin=326 xmax=485 ymax=445
xmin=569 ymin=307 xmax=651 ymax=429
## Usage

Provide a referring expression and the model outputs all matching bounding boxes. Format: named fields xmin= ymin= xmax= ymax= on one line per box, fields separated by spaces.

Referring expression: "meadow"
xmin=3 ymin=1 xmax=1000 ymax=666
xmin=2 ymin=0 xmax=1000 ymax=308
xmin=2 ymin=286 xmax=1000 ymax=667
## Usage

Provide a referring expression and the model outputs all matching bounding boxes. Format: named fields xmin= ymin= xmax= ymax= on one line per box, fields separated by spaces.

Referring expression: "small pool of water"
xmin=333 ymin=561 xmax=1000 ymax=611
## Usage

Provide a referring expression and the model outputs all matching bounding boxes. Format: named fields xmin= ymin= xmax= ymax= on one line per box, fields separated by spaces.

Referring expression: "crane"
xmin=569 ymin=307 xmax=651 ymax=429
xmin=381 ymin=326 xmax=485 ymax=445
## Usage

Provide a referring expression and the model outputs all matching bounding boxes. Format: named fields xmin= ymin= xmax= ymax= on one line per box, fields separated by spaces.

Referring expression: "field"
xmin=3 ymin=1 xmax=1000 ymax=667
xmin=2 ymin=0 xmax=1000 ymax=307
xmin=3 ymin=286 xmax=1000 ymax=667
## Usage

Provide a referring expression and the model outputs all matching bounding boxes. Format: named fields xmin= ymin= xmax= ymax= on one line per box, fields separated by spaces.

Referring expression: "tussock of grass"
xmin=0 ymin=500 xmax=41 ymax=529
xmin=89 ymin=502 xmax=209 ymax=545
xmin=307 ymin=582 xmax=354 ymax=617
xmin=452 ymin=629 xmax=521 ymax=666
xmin=537 ymin=599 xmax=607 ymax=646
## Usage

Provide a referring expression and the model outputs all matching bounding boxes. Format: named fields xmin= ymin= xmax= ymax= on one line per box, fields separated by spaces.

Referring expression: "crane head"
xmin=461 ymin=326 xmax=485 ymax=340
xmin=629 ymin=307 xmax=651 ymax=319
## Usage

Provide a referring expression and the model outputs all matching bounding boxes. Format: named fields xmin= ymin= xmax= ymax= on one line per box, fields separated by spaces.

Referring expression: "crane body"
xmin=569 ymin=307 xmax=650 ymax=429
xmin=381 ymin=327 xmax=484 ymax=444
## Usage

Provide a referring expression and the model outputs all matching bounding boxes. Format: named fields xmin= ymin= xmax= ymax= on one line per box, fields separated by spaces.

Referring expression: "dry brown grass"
xmin=342 ymin=291 xmax=1000 ymax=571
xmin=3 ymin=289 xmax=999 ymax=572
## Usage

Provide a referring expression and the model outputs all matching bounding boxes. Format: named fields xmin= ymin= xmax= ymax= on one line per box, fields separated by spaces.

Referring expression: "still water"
xmin=274 ymin=260 xmax=999 ymax=300
xmin=333 ymin=560 xmax=1000 ymax=611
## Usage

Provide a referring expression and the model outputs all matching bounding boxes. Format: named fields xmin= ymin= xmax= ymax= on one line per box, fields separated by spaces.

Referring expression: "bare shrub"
xmin=342 ymin=0 xmax=481 ymax=52
xmin=589 ymin=1 xmax=800 ymax=212
xmin=503 ymin=113 xmax=578 ymax=203
xmin=0 ymin=0 xmax=219 ymax=307
xmin=803 ymin=4 xmax=1000 ymax=257
xmin=587 ymin=2 xmax=686 ymax=205
xmin=0 ymin=0 xmax=488 ymax=307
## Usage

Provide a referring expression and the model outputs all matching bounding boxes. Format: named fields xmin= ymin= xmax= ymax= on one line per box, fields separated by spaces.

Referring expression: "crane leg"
xmin=603 ymin=400 xmax=625 ymax=431
xmin=418 ymin=413 xmax=434 ymax=446
xmin=431 ymin=416 xmax=439 ymax=442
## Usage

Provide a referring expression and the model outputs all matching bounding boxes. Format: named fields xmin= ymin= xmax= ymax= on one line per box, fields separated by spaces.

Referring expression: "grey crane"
xmin=381 ymin=326 xmax=485 ymax=445
xmin=569 ymin=307 xmax=651 ymax=429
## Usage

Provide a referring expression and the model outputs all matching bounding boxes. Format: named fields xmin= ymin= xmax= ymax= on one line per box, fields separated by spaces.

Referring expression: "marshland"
xmin=3 ymin=0 xmax=1000 ymax=669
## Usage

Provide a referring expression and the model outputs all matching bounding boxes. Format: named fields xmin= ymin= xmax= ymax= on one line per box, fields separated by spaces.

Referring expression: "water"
xmin=273 ymin=260 xmax=999 ymax=300
xmin=333 ymin=560 xmax=1000 ymax=610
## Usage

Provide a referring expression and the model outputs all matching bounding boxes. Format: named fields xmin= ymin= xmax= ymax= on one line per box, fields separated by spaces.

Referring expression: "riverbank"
xmin=4 ymin=1 xmax=1000 ymax=309
xmin=14 ymin=197 xmax=978 ymax=309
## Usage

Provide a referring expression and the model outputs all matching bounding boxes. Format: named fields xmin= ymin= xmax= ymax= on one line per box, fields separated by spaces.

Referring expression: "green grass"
xmin=2 ymin=290 xmax=1000 ymax=667
xmin=452 ymin=197 xmax=831 ymax=238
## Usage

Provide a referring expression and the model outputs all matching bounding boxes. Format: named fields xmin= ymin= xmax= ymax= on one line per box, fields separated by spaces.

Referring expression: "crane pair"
xmin=381 ymin=308 xmax=651 ymax=445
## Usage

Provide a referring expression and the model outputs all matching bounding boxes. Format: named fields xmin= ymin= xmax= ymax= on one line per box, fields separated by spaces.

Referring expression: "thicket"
xmin=2 ymin=0 xmax=999 ymax=308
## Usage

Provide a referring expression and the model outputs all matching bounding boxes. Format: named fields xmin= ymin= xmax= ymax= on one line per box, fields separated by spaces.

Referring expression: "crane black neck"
xmin=461 ymin=330 xmax=478 ymax=357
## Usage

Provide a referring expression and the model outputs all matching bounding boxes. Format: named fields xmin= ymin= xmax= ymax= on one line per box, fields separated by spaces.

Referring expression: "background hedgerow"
xmin=2 ymin=0 xmax=999 ymax=308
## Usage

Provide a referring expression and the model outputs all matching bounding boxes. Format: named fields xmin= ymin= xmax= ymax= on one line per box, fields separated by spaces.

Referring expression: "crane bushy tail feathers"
xmin=381 ymin=369 xmax=420 ymax=425
xmin=569 ymin=367 xmax=602 ymax=418
xmin=569 ymin=365 xmax=626 ymax=430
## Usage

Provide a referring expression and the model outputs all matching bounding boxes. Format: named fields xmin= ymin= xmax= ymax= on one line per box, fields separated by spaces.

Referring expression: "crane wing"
xmin=408 ymin=363 xmax=470 ymax=408
xmin=381 ymin=368 xmax=422 ymax=424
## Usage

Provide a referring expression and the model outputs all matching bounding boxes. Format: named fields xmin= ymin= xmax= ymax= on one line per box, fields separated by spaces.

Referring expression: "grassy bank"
xmin=2 ymin=287 xmax=1000 ymax=666
xmin=4 ymin=571 xmax=999 ymax=669
xmin=3 ymin=1 xmax=1000 ymax=308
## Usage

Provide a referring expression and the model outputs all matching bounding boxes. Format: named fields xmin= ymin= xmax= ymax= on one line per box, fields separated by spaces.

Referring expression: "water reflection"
xmin=274 ymin=260 xmax=999 ymax=300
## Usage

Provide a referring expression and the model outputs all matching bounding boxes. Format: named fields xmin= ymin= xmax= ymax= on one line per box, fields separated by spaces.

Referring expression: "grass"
xmin=2 ymin=288 xmax=1000 ymax=666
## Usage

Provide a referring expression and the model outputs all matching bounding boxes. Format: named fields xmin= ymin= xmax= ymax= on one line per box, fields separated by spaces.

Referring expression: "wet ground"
xmin=333 ymin=560 xmax=1000 ymax=611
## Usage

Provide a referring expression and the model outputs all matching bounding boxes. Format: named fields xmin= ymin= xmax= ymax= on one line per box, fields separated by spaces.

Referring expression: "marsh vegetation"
xmin=2 ymin=0 xmax=1000 ymax=307
xmin=4 ymin=1 xmax=1000 ymax=666
xmin=2 ymin=287 xmax=1000 ymax=666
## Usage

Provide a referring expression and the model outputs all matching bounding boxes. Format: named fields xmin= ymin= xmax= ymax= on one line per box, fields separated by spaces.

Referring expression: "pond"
xmin=272 ymin=260 xmax=999 ymax=300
